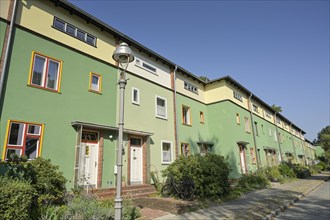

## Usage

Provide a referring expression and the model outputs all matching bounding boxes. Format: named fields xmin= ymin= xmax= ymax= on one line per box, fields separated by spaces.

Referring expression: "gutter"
xmin=299 ymin=131 xmax=308 ymax=165
xmin=0 ymin=0 xmax=18 ymax=109
xmin=289 ymin=123 xmax=297 ymax=162
xmin=274 ymin=112 xmax=283 ymax=163
xmin=172 ymin=65 xmax=179 ymax=157
xmin=248 ymin=94 xmax=260 ymax=169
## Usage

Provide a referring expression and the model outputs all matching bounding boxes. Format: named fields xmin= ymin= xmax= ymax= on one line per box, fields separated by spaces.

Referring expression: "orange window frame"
xmin=89 ymin=72 xmax=102 ymax=93
xmin=2 ymin=120 xmax=44 ymax=160
xmin=28 ymin=51 xmax=63 ymax=93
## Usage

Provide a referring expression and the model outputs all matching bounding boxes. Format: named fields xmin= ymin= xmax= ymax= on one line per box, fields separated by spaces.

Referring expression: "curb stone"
xmin=261 ymin=176 xmax=328 ymax=220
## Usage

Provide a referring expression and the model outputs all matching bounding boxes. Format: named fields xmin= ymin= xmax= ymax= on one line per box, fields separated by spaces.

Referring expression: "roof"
xmin=50 ymin=0 xmax=305 ymax=134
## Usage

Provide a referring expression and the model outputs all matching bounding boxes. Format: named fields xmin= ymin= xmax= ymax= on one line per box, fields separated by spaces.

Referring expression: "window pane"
xmin=27 ymin=125 xmax=41 ymax=135
xmin=131 ymin=138 xmax=141 ymax=146
xmin=133 ymin=89 xmax=138 ymax=102
xmin=54 ymin=18 xmax=65 ymax=31
xmin=86 ymin=35 xmax=95 ymax=45
xmin=66 ymin=24 xmax=75 ymax=35
xmin=77 ymin=29 xmax=85 ymax=40
xmin=6 ymin=149 xmax=21 ymax=159
xmin=32 ymin=56 xmax=46 ymax=86
xmin=25 ymin=137 xmax=39 ymax=159
xmin=46 ymin=60 xmax=59 ymax=89
xmin=8 ymin=123 xmax=24 ymax=145
xmin=91 ymin=75 xmax=99 ymax=91
xmin=162 ymin=143 xmax=171 ymax=162
xmin=157 ymin=98 xmax=166 ymax=117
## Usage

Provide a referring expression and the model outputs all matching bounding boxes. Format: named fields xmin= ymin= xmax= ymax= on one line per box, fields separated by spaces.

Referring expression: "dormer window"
xmin=184 ymin=81 xmax=198 ymax=94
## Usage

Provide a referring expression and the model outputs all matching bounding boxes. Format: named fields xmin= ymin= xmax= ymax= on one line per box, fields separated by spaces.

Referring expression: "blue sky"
xmin=68 ymin=0 xmax=329 ymax=141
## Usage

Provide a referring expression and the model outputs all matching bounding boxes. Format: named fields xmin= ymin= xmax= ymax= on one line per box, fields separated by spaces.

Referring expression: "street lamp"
xmin=112 ymin=42 xmax=134 ymax=220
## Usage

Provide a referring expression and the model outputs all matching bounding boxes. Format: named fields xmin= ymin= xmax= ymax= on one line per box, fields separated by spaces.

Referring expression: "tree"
xmin=199 ymin=76 xmax=210 ymax=82
xmin=317 ymin=126 xmax=330 ymax=161
xmin=271 ymin=104 xmax=282 ymax=113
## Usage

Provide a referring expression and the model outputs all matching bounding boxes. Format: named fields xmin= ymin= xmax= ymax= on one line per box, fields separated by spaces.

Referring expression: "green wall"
xmin=176 ymin=94 xmax=210 ymax=155
xmin=0 ymin=20 xmax=6 ymax=57
xmin=0 ymin=27 xmax=118 ymax=188
xmin=123 ymin=73 xmax=176 ymax=180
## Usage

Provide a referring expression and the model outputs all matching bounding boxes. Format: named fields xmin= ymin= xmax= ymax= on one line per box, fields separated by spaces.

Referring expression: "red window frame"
xmin=4 ymin=120 xmax=44 ymax=160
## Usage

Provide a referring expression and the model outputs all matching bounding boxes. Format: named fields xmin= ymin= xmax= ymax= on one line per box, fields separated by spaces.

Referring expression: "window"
xmin=182 ymin=105 xmax=191 ymax=125
xmin=155 ymin=96 xmax=167 ymax=119
xmin=181 ymin=143 xmax=190 ymax=156
xmin=276 ymin=118 xmax=281 ymax=125
xmin=184 ymin=81 xmax=198 ymax=94
xmin=132 ymin=87 xmax=140 ymax=105
xmin=53 ymin=17 xmax=97 ymax=46
xmin=198 ymin=143 xmax=213 ymax=156
xmin=233 ymin=91 xmax=243 ymax=102
xmin=200 ymin=111 xmax=205 ymax=123
xmin=269 ymin=128 xmax=272 ymax=136
xmin=89 ymin=73 xmax=102 ymax=93
xmin=135 ymin=58 xmax=157 ymax=74
xmin=236 ymin=113 xmax=240 ymax=124
xmin=274 ymin=130 xmax=278 ymax=141
xmin=254 ymin=121 xmax=259 ymax=136
xmin=4 ymin=121 xmax=44 ymax=160
xmin=265 ymin=111 xmax=272 ymax=119
xmin=29 ymin=52 xmax=62 ymax=92
xmin=250 ymin=148 xmax=256 ymax=164
xmin=253 ymin=104 xmax=259 ymax=113
xmin=261 ymin=124 xmax=264 ymax=134
xmin=244 ymin=117 xmax=250 ymax=132
xmin=161 ymin=141 xmax=172 ymax=164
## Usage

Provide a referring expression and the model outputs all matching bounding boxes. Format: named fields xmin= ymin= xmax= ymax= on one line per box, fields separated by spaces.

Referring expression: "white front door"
xmin=239 ymin=145 xmax=247 ymax=174
xmin=130 ymin=140 xmax=143 ymax=184
xmin=80 ymin=142 xmax=98 ymax=187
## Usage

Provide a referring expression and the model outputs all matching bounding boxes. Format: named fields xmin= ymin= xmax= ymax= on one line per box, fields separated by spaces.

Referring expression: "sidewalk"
xmin=138 ymin=172 xmax=329 ymax=220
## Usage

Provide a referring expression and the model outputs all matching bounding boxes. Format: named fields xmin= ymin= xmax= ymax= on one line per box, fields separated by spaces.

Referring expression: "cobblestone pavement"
xmin=134 ymin=172 xmax=329 ymax=220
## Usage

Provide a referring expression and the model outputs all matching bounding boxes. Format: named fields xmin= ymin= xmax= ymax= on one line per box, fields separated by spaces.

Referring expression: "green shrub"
xmin=265 ymin=166 xmax=284 ymax=183
xmin=5 ymin=157 xmax=67 ymax=207
xmin=4 ymin=156 xmax=67 ymax=218
xmin=309 ymin=165 xmax=323 ymax=174
xmin=317 ymin=161 xmax=327 ymax=170
xmin=292 ymin=164 xmax=311 ymax=178
xmin=0 ymin=175 xmax=36 ymax=220
xmin=163 ymin=154 xmax=231 ymax=199
xmin=62 ymin=194 xmax=140 ymax=220
xmin=237 ymin=170 xmax=269 ymax=190
xmin=279 ymin=164 xmax=296 ymax=179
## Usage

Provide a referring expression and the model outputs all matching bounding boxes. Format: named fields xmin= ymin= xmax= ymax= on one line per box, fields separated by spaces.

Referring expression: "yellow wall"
xmin=17 ymin=0 xmax=116 ymax=65
xmin=205 ymin=80 xmax=250 ymax=110
xmin=0 ymin=0 xmax=10 ymax=20
xmin=176 ymin=72 xmax=205 ymax=103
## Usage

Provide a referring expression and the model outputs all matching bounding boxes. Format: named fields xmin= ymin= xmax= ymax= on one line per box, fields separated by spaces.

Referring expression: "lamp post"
xmin=112 ymin=42 xmax=134 ymax=220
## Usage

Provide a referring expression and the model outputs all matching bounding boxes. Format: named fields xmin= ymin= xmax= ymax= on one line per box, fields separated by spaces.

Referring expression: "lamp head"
xmin=112 ymin=42 xmax=134 ymax=69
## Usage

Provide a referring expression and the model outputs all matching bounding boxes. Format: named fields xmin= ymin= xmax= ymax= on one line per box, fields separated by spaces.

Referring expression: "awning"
xmin=285 ymin=151 xmax=294 ymax=155
xmin=237 ymin=141 xmax=249 ymax=145
xmin=263 ymin=146 xmax=276 ymax=151
xmin=197 ymin=141 xmax=214 ymax=146
xmin=71 ymin=121 xmax=153 ymax=137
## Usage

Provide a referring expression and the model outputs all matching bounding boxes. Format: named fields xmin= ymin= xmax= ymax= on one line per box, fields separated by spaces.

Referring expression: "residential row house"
xmin=0 ymin=0 xmax=316 ymax=189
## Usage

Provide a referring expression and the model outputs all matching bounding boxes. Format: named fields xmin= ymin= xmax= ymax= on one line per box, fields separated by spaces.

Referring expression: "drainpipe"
xmin=274 ymin=112 xmax=283 ymax=163
xmin=248 ymin=94 xmax=260 ymax=169
xmin=0 ymin=0 xmax=18 ymax=108
xmin=299 ymin=131 xmax=307 ymax=165
xmin=289 ymin=123 xmax=297 ymax=163
xmin=172 ymin=65 xmax=179 ymax=158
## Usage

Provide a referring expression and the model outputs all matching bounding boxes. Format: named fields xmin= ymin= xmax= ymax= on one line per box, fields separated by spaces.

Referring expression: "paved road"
xmin=275 ymin=181 xmax=330 ymax=220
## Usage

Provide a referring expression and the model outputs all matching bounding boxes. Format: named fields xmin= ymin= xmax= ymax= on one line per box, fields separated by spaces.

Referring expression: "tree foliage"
xmin=317 ymin=126 xmax=330 ymax=160
xmin=271 ymin=104 xmax=282 ymax=113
